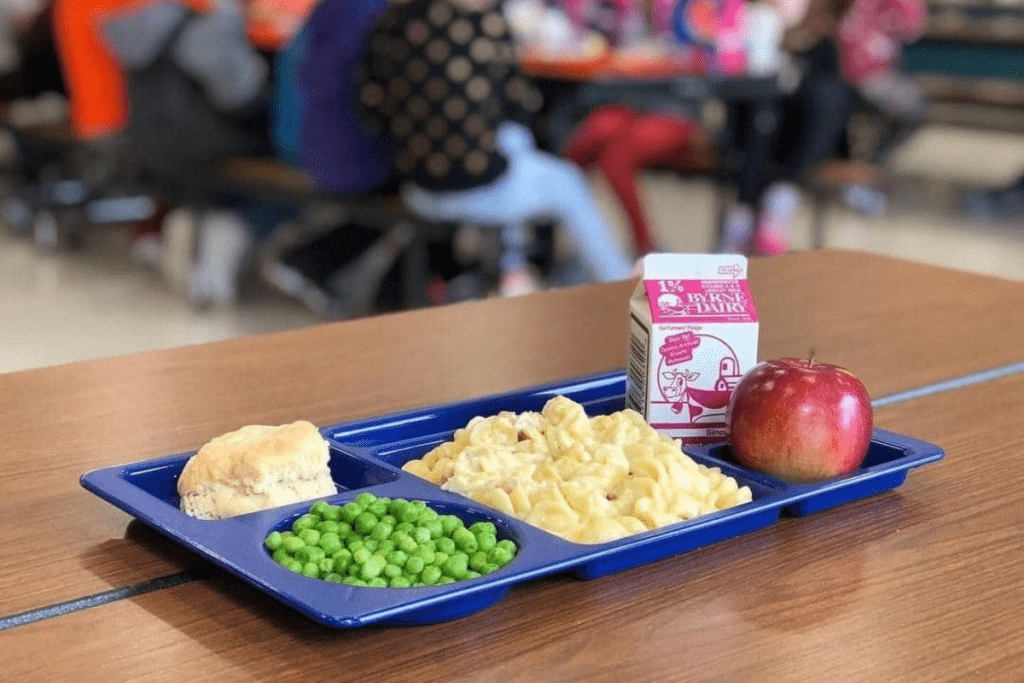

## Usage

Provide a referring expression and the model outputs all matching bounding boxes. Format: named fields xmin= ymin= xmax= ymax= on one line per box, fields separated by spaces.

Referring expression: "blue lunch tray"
xmin=80 ymin=371 xmax=944 ymax=628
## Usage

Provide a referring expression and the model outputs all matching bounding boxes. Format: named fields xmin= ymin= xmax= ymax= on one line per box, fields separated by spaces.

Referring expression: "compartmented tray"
xmin=80 ymin=371 xmax=944 ymax=628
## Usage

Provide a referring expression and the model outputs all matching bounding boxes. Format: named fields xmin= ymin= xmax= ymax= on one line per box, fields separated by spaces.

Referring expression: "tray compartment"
xmin=687 ymin=429 xmax=944 ymax=516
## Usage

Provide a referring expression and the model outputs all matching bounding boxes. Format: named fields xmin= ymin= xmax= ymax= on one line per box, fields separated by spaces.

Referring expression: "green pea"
xmin=281 ymin=531 xmax=294 ymax=538
xmin=367 ymin=577 xmax=389 ymax=588
xmin=425 ymin=518 xmax=444 ymax=540
xmin=346 ymin=539 xmax=365 ymax=555
xmin=324 ymin=572 xmax=345 ymax=583
xmin=386 ymin=550 xmax=409 ymax=567
xmin=284 ymin=558 xmax=303 ymax=573
xmin=282 ymin=535 xmax=305 ymax=553
xmin=399 ymin=507 xmax=420 ymax=523
xmin=469 ymin=521 xmax=497 ymax=536
xmin=480 ymin=563 xmax=500 ymax=574
xmin=292 ymin=514 xmax=318 ymax=533
xmin=453 ymin=528 xmax=477 ymax=553
xmin=315 ymin=520 xmax=341 ymax=534
xmin=319 ymin=533 xmax=343 ymax=556
xmin=475 ymin=533 xmax=497 ymax=552
xmin=295 ymin=546 xmax=325 ymax=563
xmin=413 ymin=547 xmax=436 ymax=565
xmin=370 ymin=523 xmax=394 ymax=542
xmin=417 ymin=508 xmax=439 ymax=524
xmin=264 ymin=531 xmax=283 ymax=551
xmin=345 ymin=578 xmax=367 ymax=587
xmin=469 ymin=551 xmax=489 ymax=572
xmin=441 ymin=515 xmax=463 ymax=535
xmin=395 ymin=521 xmax=415 ymax=534
xmin=355 ymin=492 xmax=377 ymax=507
xmin=340 ymin=503 xmax=363 ymax=524
xmin=436 ymin=538 xmax=456 ymax=555
xmin=389 ymin=499 xmax=409 ymax=516
xmin=301 ymin=562 xmax=320 ymax=578
xmin=310 ymin=500 xmax=331 ymax=518
xmin=380 ymin=514 xmax=397 ymax=528
xmin=272 ymin=548 xmax=290 ymax=564
xmin=347 ymin=563 xmax=362 ymax=577
xmin=490 ymin=547 xmax=514 ymax=567
xmin=377 ymin=539 xmax=396 ymax=555
xmin=433 ymin=551 xmax=449 ymax=566
xmin=336 ymin=521 xmax=353 ymax=536
xmin=437 ymin=576 xmax=456 ymax=585
xmin=465 ymin=571 xmax=481 ymax=579
xmin=408 ymin=501 xmax=427 ymax=514
xmin=352 ymin=547 xmax=371 ymax=565
xmin=355 ymin=512 xmax=378 ymax=535
xmin=404 ymin=556 xmax=425 ymax=577
xmin=420 ymin=565 xmax=442 ymax=585
xmin=442 ymin=553 xmax=469 ymax=579
xmin=389 ymin=575 xmax=412 ymax=588
xmin=397 ymin=536 xmax=418 ymax=554
xmin=413 ymin=526 xmax=432 ymax=544
xmin=383 ymin=563 xmax=403 ymax=579
xmin=322 ymin=504 xmax=343 ymax=522
xmin=367 ymin=502 xmax=389 ymax=518
xmin=496 ymin=539 xmax=517 ymax=555
xmin=361 ymin=555 xmax=387 ymax=581
xmin=319 ymin=558 xmax=335 ymax=574
xmin=332 ymin=548 xmax=353 ymax=571
xmin=298 ymin=528 xmax=321 ymax=547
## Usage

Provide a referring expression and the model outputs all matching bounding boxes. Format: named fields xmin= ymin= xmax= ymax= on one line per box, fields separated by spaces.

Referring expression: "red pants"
xmin=563 ymin=105 xmax=707 ymax=254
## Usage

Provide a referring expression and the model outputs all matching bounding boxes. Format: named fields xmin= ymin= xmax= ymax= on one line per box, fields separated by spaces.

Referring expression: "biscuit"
xmin=178 ymin=420 xmax=336 ymax=520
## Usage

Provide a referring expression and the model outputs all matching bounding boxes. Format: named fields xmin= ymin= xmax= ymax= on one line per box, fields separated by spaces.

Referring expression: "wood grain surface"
xmin=4 ymin=372 xmax=1022 ymax=682
xmin=1 ymin=250 xmax=1021 ymax=619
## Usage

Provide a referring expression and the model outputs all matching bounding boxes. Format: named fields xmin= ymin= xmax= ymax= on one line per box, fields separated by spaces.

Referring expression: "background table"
xmin=2 ymin=249 xmax=1022 ymax=680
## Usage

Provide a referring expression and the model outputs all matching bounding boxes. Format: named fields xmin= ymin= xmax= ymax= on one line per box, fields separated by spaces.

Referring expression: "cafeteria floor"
xmin=3 ymin=123 xmax=1024 ymax=375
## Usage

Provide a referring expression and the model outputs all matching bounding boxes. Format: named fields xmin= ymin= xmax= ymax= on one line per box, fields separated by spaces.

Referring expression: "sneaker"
xmin=718 ymin=204 xmax=755 ymax=254
xmin=189 ymin=210 xmax=252 ymax=308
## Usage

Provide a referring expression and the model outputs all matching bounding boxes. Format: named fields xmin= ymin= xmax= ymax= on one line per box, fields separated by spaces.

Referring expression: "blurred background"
xmin=2 ymin=0 xmax=1023 ymax=374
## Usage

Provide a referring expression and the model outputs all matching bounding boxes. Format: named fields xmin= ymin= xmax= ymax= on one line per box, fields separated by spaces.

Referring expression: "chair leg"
xmin=811 ymin=188 xmax=828 ymax=249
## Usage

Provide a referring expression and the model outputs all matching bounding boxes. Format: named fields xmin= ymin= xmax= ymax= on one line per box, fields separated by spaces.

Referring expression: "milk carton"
xmin=627 ymin=253 xmax=759 ymax=445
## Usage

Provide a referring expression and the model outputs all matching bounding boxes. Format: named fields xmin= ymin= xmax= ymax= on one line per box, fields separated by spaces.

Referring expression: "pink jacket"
xmin=837 ymin=0 xmax=927 ymax=84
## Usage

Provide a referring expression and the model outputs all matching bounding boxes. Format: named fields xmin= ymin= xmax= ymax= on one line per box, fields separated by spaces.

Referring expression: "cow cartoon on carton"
xmin=627 ymin=253 xmax=759 ymax=444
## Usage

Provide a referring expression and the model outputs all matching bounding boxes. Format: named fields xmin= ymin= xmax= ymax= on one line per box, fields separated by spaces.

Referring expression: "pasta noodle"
xmin=402 ymin=396 xmax=753 ymax=544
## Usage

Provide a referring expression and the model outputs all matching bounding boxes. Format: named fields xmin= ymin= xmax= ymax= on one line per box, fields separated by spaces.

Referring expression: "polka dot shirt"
xmin=360 ymin=0 xmax=543 ymax=192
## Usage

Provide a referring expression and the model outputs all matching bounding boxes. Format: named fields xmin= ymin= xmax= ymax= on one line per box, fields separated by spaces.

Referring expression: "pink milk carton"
xmin=627 ymin=253 xmax=759 ymax=445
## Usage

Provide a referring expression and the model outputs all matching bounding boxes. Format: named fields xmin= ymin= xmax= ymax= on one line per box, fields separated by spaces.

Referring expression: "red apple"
xmin=726 ymin=358 xmax=873 ymax=483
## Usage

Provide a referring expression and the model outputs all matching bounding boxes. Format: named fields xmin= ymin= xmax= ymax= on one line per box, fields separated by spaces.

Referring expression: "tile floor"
xmin=2 ymin=124 xmax=1023 ymax=375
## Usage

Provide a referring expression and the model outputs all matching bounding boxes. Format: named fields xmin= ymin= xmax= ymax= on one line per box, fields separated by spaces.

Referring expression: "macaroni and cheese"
xmin=402 ymin=396 xmax=753 ymax=544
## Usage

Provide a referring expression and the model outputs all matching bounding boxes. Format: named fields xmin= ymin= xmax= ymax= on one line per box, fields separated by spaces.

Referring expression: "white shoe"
xmin=189 ymin=210 xmax=252 ymax=308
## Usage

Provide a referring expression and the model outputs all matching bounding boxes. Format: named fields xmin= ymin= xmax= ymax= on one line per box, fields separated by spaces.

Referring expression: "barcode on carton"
xmin=627 ymin=314 xmax=650 ymax=417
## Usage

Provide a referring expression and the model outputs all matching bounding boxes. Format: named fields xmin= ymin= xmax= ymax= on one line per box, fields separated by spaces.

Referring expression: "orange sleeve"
xmin=52 ymin=0 xmax=212 ymax=140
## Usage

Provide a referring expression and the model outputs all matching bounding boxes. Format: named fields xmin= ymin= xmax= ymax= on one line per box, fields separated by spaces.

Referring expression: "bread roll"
xmin=178 ymin=420 xmax=336 ymax=520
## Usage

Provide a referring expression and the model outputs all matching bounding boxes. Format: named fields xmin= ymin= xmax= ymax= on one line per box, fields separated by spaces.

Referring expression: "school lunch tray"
xmin=80 ymin=371 xmax=944 ymax=628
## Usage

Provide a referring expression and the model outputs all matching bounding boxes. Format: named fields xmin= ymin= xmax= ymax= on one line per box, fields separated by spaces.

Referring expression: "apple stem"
xmin=808 ymin=347 xmax=816 ymax=368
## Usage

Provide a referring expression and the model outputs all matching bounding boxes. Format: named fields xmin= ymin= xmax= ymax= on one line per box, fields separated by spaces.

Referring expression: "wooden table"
xmin=2 ymin=249 xmax=1022 ymax=680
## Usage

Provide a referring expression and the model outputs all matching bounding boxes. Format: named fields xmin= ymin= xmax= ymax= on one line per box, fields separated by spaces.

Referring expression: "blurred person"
xmin=719 ymin=0 xmax=926 ymax=255
xmin=557 ymin=0 xmax=713 ymax=255
xmin=359 ymin=0 xmax=634 ymax=296
xmin=50 ymin=0 xmax=213 ymax=260
xmin=98 ymin=0 xmax=295 ymax=306
xmin=261 ymin=0 xmax=424 ymax=315
xmin=562 ymin=104 xmax=711 ymax=254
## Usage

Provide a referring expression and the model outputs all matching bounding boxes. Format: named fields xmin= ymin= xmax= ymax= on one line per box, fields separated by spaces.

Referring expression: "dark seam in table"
xmin=0 ymin=566 xmax=218 ymax=632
